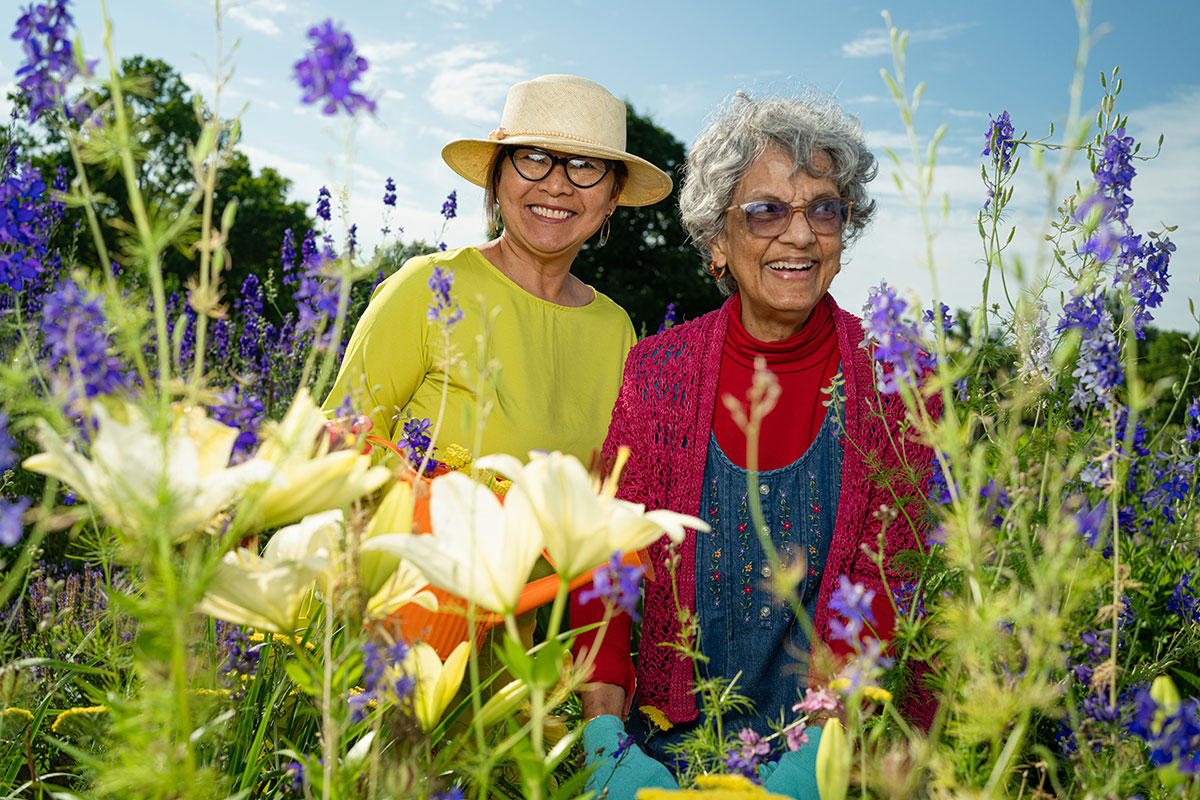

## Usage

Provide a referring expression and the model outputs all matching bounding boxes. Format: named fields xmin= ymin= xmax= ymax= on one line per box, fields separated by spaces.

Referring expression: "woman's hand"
xmin=580 ymin=682 xmax=627 ymax=720
xmin=582 ymin=715 xmax=676 ymax=800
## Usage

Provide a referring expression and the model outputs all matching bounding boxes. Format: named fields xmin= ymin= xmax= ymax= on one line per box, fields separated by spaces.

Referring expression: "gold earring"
xmin=707 ymin=260 xmax=728 ymax=281
xmin=598 ymin=213 xmax=612 ymax=247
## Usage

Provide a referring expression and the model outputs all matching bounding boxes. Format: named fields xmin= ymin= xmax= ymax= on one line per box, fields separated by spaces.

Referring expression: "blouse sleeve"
xmin=321 ymin=263 xmax=432 ymax=441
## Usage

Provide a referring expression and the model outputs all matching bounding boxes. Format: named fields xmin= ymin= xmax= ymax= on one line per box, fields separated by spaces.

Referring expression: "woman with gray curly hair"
xmin=570 ymin=92 xmax=935 ymax=798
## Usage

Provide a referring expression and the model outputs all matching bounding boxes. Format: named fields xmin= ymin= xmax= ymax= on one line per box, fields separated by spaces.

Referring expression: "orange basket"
xmin=365 ymin=434 xmax=643 ymax=659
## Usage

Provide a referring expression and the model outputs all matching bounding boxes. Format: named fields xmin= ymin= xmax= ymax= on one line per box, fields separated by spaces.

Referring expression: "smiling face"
xmin=494 ymin=146 xmax=621 ymax=265
xmin=709 ymin=146 xmax=844 ymax=341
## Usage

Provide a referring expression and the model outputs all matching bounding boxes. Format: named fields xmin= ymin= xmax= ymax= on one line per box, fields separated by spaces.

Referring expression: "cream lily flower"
xmin=476 ymin=451 xmax=708 ymax=581
xmin=23 ymin=401 xmax=274 ymax=543
xmin=260 ymin=505 xmax=436 ymax=620
xmin=362 ymin=471 xmax=544 ymax=615
xmin=404 ymin=641 xmax=470 ymax=732
xmin=246 ymin=389 xmax=390 ymax=531
xmin=196 ymin=516 xmax=330 ymax=633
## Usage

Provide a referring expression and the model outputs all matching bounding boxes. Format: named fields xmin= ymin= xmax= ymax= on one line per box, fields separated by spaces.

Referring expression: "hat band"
xmin=488 ymin=127 xmax=609 ymax=148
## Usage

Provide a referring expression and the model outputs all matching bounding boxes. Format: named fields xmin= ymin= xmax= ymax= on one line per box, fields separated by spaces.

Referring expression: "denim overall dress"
xmin=627 ymin=385 xmax=843 ymax=765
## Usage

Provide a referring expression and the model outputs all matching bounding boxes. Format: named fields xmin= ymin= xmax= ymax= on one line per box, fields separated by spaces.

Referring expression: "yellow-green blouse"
xmin=322 ymin=246 xmax=636 ymax=464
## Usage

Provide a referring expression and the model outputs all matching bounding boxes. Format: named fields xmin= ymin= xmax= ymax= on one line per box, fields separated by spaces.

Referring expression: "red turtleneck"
xmin=712 ymin=294 xmax=842 ymax=471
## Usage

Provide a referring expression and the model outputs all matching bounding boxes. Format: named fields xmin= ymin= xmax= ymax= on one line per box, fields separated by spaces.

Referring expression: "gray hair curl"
xmin=679 ymin=91 xmax=877 ymax=295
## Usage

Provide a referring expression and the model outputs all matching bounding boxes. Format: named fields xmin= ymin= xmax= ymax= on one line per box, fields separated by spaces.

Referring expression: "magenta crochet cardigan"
xmin=571 ymin=293 xmax=937 ymax=726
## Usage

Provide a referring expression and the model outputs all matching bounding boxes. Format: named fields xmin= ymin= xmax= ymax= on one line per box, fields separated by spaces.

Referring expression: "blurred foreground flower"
xmin=247 ymin=388 xmax=390 ymax=530
xmin=404 ymin=641 xmax=470 ymax=732
xmin=638 ymin=773 xmax=789 ymax=799
xmin=23 ymin=401 xmax=273 ymax=543
xmin=364 ymin=471 xmax=543 ymax=615
xmin=815 ymin=718 xmax=851 ymax=800
xmin=196 ymin=513 xmax=331 ymax=633
xmin=293 ymin=19 xmax=375 ymax=116
xmin=477 ymin=450 xmax=707 ymax=580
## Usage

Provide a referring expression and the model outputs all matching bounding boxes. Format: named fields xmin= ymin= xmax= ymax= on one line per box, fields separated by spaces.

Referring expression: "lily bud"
xmin=816 ymin=717 xmax=851 ymax=800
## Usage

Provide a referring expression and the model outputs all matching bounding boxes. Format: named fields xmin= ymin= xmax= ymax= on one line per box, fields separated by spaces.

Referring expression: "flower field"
xmin=1 ymin=2 xmax=1198 ymax=799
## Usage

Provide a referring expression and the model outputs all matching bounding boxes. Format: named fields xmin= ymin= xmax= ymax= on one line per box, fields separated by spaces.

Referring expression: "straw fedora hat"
xmin=441 ymin=74 xmax=673 ymax=208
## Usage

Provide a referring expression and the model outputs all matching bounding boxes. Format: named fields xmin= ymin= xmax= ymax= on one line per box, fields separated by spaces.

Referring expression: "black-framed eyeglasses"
xmin=507 ymin=146 xmax=614 ymax=189
xmin=727 ymin=197 xmax=854 ymax=238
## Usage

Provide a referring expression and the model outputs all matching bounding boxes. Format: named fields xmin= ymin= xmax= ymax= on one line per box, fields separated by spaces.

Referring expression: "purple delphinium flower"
xmin=0 ymin=498 xmax=31 ymax=547
xmin=210 ymin=386 xmax=266 ymax=462
xmin=293 ymin=238 xmax=340 ymax=337
xmin=1057 ymin=291 xmax=1122 ymax=411
xmin=427 ymin=265 xmax=463 ymax=326
xmin=349 ymin=640 xmax=413 ymax=722
xmin=283 ymin=760 xmax=305 ymax=793
xmin=235 ymin=274 xmax=264 ymax=371
xmin=1127 ymin=690 xmax=1200 ymax=775
xmin=828 ymin=575 xmax=876 ymax=647
xmin=981 ymin=111 xmax=1016 ymax=207
xmin=1 ymin=161 xmax=56 ymax=293
xmin=293 ymin=19 xmax=376 ymax=116
xmin=610 ymin=732 xmax=634 ymax=760
xmin=892 ymin=580 xmax=926 ymax=619
xmin=41 ymin=278 xmax=131 ymax=400
xmin=723 ymin=747 xmax=762 ymax=782
xmin=1095 ymin=129 xmax=1136 ymax=228
xmin=347 ymin=223 xmax=357 ymax=257
xmin=1072 ymin=496 xmax=1107 ymax=549
xmin=398 ymin=417 xmax=434 ymax=463
xmin=0 ymin=411 xmax=15 ymax=469
xmin=657 ymin=302 xmax=678 ymax=334
xmin=280 ymin=228 xmax=297 ymax=284
xmin=441 ymin=190 xmax=457 ymax=221
xmin=315 ymin=186 xmax=331 ymax=222
xmin=219 ymin=628 xmax=262 ymax=677
xmin=11 ymin=0 xmax=92 ymax=123
xmin=980 ymin=479 xmax=1011 ymax=528
xmin=578 ymin=552 xmax=644 ymax=621
xmin=861 ymin=281 xmax=933 ymax=395
xmin=1115 ymin=234 xmax=1173 ymax=339
xmin=432 ymin=789 xmax=465 ymax=800
xmin=383 ymin=177 xmax=396 ymax=207
xmin=1168 ymin=573 xmax=1200 ymax=623
xmin=1017 ymin=301 xmax=1056 ymax=388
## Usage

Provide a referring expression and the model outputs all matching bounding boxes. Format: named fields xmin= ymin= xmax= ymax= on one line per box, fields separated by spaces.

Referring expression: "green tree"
xmin=571 ymin=105 xmax=719 ymax=335
xmin=12 ymin=56 xmax=311 ymax=321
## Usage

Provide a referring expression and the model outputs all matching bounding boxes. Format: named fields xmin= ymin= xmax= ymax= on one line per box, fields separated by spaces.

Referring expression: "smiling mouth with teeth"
xmin=530 ymin=205 xmax=576 ymax=220
xmin=767 ymin=261 xmax=815 ymax=271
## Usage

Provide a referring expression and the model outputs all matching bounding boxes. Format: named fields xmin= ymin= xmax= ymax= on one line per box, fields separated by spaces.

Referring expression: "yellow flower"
xmin=476 ymin=451 xmax=709 ymax=581
xmin=364 ymin=471 xmax=544 ymax=615
xmin=23 ymin=401 xmax=274 ymax=543
xmin=2 ymin=707 xmax=34 ymax=724
xmin=441 ymin=444 xmax=472 ymax=471
xmin=640 ymin=704 xmax=673 ymax=731
xmin=246 ymin=389 xmax=390 ymax=531
xmin=403 ymin=641 xmax=470 ymax=732
xmin=828 ymin=678 xmax=851 ymax=693
xmin=51 ymin=705 xmax=109 ymax=734
xmin=637 ymin=773 xmax=791 ymax=799
xmin=862 ymin=685 xmax=892 ymax=704
xmin=193 ymin=688 xmax=232 ymax=698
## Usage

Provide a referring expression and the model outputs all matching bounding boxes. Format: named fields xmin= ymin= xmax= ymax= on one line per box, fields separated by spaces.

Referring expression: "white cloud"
xmin=360 ymin=41 xmax=418 ymax=65
xmin=426 ymin=60 xmax=526 ymax=123
xmin=429 ymin=0 xmax=501 ymax=13
xmin=842 ymin=22 xmax=973 ymax=59
xmin=226 ymin=0 xmax=288 ymax=36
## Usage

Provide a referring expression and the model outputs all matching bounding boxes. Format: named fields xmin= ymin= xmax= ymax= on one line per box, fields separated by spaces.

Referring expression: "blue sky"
xmin=4 ymin=0 xmax=1198 ymax=331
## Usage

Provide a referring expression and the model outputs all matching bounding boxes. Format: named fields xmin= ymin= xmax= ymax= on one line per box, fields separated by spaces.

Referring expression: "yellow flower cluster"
xmin=640 ymin=704 xmax=673 ymax=731
xmin=248 ymin=632 xmax=317 ymax=651
xmin=638 ymin=774 xmax=791 ymax=799
xmin=862 ymin=685 xmax=892 ymax=703
xmin=441 ymin=443 xmax=472 ymax=471
xmin=51 ymin=705 xmax=109 ymax=733
xmin=2 ymin=707 xmax=34 ymax=724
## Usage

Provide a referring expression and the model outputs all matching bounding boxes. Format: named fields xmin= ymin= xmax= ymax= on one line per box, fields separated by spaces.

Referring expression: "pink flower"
xmin=793 ymin=687 xmax=840 ymax=714
xmin=738 ymin=728 xmax=770 ymax=759
xmin=785 ymin=726 xmax=810 ymax=752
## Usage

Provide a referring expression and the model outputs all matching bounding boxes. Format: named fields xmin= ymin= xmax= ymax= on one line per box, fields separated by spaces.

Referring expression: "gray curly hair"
xmin=679 ymin=91 xmax=877 ymax=296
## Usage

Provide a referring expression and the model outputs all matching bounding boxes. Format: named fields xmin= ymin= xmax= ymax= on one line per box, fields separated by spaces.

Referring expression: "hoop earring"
xmin=598 ymin=213 xmax=612 ymax=247
xmin=707 ymin=260 xmax=728 ymax=281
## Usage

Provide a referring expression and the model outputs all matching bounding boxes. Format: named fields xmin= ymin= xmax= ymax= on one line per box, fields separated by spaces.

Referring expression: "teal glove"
xmin=582 ymin=715 xmax=677 ymax=800
xmin=760 ymin=726 xmax=822 ymax=799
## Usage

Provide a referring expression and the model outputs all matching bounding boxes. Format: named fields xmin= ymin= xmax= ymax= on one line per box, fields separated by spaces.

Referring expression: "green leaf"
xmin=284 ymin=659 xmax=320 ymax=697
xmin=531 ymin=638 xmax=566 ymax=690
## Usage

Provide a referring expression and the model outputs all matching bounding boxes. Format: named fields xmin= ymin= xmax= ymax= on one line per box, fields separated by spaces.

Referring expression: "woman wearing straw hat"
xmin=324 ymin=73 xmax=672 ymax=468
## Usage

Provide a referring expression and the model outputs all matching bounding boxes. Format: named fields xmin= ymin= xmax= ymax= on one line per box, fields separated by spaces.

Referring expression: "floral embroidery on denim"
xmin=708 ymin=476 xmax=721 ymax=608
xmin=735 ymin=492 xmax=754 ymax=623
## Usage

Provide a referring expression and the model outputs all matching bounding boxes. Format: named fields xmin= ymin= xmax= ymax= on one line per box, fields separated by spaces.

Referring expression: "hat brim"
xmin=442 ymin=135 xmax=673 ymax=207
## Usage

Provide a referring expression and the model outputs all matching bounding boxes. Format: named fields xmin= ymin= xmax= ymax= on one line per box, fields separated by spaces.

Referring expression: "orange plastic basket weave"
xmin=366 ymin=434 xmax=643 ymax=659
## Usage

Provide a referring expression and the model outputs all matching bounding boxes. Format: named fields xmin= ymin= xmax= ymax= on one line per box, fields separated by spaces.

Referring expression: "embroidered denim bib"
xmin=629 ymin=386 xmax=843 ymax=764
